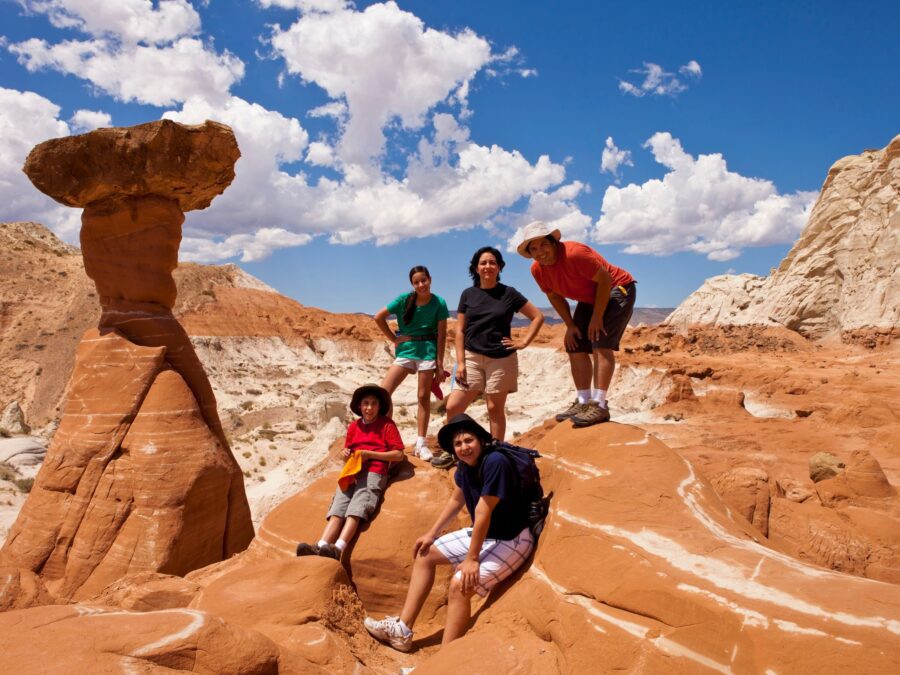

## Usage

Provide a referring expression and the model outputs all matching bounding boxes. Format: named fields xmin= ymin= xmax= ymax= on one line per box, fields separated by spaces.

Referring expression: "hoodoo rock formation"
xmin=667 ymin=135 xmax=900 ymax=340
xmin=0 ymin=120 xmax=253 ymax=602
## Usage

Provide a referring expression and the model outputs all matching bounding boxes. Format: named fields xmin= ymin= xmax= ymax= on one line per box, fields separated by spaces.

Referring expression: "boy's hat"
xmin=438 ymin=413 xmax=492 ymax=456
xmin=516 ymin=220 xmax=561 ymax=259
xmin=350 ymin=384 xmax=391 ymax=417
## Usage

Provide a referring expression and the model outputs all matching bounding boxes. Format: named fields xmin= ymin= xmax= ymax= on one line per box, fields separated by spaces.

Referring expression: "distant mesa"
xmin=0 ymin=120 xmax=253 ymax=603
xmin=667 ymin=134 xmax=900 ymax=341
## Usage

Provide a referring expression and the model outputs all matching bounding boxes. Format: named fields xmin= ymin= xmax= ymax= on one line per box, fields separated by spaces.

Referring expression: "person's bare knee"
xmin=449 ymin=575 xmax=476 ymax=599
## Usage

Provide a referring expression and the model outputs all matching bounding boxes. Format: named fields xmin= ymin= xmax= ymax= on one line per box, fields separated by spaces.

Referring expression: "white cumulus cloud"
xmin=507 ymin=181 xmax=593 ymax=252
xmin=619 ymin=60 xmax=702 ymax=98
xmin=69 ymin=108 xmax=112 ymax=132
xmin=166 ymin=97 xmax=566 ymax=255
xmin=600 ymin=136 xmax=633 ymax=181
xmin=4 ymin=1 xmax=568 ymax=263
xmin=595 ymin=132 xmax=816 ymax=261
xmin=680 ymin=59 xmax=702 ymax=78
xmin=182 ymin=228 xmax=313 ymax=263
xmin=10 ymin=37 xmax=244 ymax=106
xmin=18 ymin=0 xmax=201 ymax=44
xmin=0 ymin=87 xmax=80 ymax=239
xmin=256 ymin=0 xmax=349 ymax=12
xmin=270 ymin=1 xmax=492 ymax=165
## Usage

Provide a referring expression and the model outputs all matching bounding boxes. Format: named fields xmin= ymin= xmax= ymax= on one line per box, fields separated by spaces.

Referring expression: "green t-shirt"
xmin=386 ymin=293 xmax=449 ymax=360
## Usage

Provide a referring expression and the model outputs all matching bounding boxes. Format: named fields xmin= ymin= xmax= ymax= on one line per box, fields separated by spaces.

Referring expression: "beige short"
xmin=462 ymin=350 xmax=518 ymax=394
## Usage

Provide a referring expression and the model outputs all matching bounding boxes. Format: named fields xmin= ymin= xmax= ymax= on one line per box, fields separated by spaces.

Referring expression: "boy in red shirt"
xmin=517 ymin=221 xmax=636 ymax=427
xmin=296 ymin=384 xmax=405 ymax=560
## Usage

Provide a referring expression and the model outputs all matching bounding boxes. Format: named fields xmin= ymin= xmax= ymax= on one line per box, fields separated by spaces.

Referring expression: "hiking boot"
xmin=555 ymin=399 xmax=587 ymax=422
xmin=364 ymin=615 xmax=413 ymax=652
xmin=317 ymin=543 xmax=340 ymax=560
xmin=571 ymin=401 xmax=610 ymax=427
xmin=296 ymin=542 xmax=319 ymax=557
xmin=430 ymin=450 xmax=456 ymax=469
xmin=413 ymin=440 xmax=434 ymax=462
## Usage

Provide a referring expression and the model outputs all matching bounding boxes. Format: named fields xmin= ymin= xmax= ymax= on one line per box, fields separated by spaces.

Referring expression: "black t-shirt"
xmin=457 ymin=284 xmax=528 ymax=358
xmin=454 ymin=449 xmax=529 ymax=540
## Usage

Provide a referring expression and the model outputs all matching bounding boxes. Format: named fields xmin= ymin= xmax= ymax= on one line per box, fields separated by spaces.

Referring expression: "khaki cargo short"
xmin=463 ymin=350 xmax=518 ymax=394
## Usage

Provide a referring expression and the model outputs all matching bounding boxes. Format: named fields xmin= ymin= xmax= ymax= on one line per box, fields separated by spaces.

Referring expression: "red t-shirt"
xmin=345 ymin=416 xmax=404 ymax=475
xmin=531 ymin=241 xmax=634 ymax=305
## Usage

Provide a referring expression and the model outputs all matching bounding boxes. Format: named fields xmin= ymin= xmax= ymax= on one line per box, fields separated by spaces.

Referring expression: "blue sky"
xmin=1 ymin=0 xmax=898 ymax=313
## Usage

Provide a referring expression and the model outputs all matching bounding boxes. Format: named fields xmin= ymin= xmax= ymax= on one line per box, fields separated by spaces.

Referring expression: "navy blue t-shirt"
xmin=454 ymin=449 xmax=529 ymax=540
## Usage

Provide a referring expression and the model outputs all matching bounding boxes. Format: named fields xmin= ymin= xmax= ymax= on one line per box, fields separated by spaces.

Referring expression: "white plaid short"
xmin=433 ymin=526 xmax=534 ymax=597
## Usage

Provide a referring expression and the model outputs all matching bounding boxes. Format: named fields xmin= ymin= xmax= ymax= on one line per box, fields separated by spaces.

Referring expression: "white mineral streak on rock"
xmin=541 ymin=446 xmax=611 ymax=479
xmin=131 ymin=609 xmax=208 ymax=656
xmin=667 ymin=135 xmax=900 ymax=338
xmin=531 ymin=565 xmax=732 ymax=673
xmin=556 ymin=507 xmax=900 ymax=635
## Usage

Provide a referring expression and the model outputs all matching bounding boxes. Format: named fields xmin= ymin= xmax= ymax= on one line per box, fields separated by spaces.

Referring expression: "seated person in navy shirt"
xmin=364 ymin=414 xmax=534 ymax=652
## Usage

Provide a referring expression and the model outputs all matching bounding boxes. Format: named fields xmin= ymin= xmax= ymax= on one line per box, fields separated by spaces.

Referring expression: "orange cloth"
xmin=338 ymin=452 xmax=364 ymax=490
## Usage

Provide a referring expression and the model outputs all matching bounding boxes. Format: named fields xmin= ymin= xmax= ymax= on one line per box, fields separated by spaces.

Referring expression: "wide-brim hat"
xmin=437 ymin=413 xmax=493 ymax=456
xmin=350 ymin=384 xmax=391 ymax=417
xmin=516 ymin=220 xmax=562 ymax=259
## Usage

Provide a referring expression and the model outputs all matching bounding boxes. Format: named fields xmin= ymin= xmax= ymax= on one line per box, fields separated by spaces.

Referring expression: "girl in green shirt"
xmin=373 ymin=266 xmax=449 ymax=461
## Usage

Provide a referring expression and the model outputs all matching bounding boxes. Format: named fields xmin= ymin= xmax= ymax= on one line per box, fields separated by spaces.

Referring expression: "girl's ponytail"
xmin=402 ymin=291 xmax=417 ymax=324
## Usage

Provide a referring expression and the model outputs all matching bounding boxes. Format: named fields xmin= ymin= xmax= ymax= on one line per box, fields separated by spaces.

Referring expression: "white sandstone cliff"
xmin=668 ymin=135 xmax=900 ymax=338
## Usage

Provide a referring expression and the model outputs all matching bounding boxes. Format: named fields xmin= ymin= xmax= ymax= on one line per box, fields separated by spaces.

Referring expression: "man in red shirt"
xmin=517 ymin=221 xmax=636 ymax=426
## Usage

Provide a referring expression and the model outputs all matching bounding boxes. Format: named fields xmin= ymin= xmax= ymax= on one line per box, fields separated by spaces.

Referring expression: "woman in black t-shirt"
xmin=437 ymin=247 xmax=543 ymax=460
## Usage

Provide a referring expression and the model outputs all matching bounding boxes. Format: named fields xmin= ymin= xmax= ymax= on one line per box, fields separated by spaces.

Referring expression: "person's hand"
xmin=564 ymin=324 xmax=583 ymax=351
xmin=435 ymin=364 xmax=447 ymax=384
xmin=501 ymin=337 xmax=526 ymax=351
xmin=455 ymin=364 xmax=468 ymax=388
xmin=393 ymin=334 xmax=411 ymax=346
xmin=340 ymin=448 xmax=352 ymax=460
xmin=588 ymin=314 xmax=607 ymax=342
xmin=458 ymin=558 xmax=480 ymax=595
xmin=413 ymin=535 xmax=434 ymax=558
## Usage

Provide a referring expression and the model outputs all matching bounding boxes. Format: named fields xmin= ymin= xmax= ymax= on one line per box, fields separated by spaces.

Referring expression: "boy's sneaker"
xmin=413 ymin=440 xmax=434 ymax=462
xmin=296 ymin=542 xmax=319 ymax=557
xmin=364 ymin=616 xmax=413 ymax=652
xmin=555 ymin=399 xmax=587 ymax=422
xmin=571 ymin=401 xmax=610 ymax=427
xmin=317 ymin=543 xmax=340 ymax=560
xmin=430 ymin=450 xmax=456 ymax=469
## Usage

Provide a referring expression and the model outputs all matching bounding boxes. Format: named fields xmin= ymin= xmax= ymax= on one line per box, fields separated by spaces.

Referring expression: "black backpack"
xmin=486 ymin=440 xmax=552 ymax=539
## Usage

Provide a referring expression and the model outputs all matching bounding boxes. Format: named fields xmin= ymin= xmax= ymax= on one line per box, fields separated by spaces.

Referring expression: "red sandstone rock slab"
xmin=64 ymin=367 xmax=252 ymax=601
xmin=89 ymin=572 xmax=201 ymax=612
xmin=0 ymin=567 xmax=53 ymax=611
xmin=0 ymin=604 xmax=282 ymax=674
xmin=0 ymin=330 xmax=165 ymax=584
xmin=457 ymin=422 xmax=900 ymax=673
xmin=22 ymin=119 xmax=240 ymax=212
xmin=0 ymin=330 xmax=253 ymax=602
xmin=190 ymin=557 xmax=365 ymax=672
xmin=256 ymin=456 xmax=459 ymax=623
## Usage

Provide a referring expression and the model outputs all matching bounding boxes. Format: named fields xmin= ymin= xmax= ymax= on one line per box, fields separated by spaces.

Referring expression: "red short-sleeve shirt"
xmin=531 ymin=241 xmax=634 ymax=305
xmin=345 ymin=416 xmax=404 ymax=475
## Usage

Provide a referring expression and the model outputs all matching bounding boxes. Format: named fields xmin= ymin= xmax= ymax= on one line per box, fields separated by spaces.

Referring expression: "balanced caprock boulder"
xmin=0 ymin=120 xmax=253 ymax=603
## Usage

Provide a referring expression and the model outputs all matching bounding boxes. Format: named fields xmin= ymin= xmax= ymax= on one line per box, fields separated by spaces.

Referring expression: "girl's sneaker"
xmin=414 ymin=440 xmax=434 ymax=462
xmin=364 ymin=616 xmax=413 ymax=652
